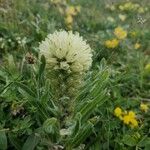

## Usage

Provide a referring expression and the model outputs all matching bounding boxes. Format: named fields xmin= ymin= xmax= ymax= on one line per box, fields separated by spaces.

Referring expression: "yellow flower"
xmin=123 ymin=115 xmax=130 ymax=124
xmin=134 ymin=43 xmax=141 ymax=49
xmin=140 ymin=103 xmax=149 ymax=112
xmin=75 ymin=6 xmax=81 ymax=13
xmin=114 ymin=107 xmax=122 ymax=117
xmin=130 ymin=31 xmax=137 ymax=37
xmin=123 ymin=111 xmax=138 ymax=128
xmin=105 ymin=39 xmax=119 ymax=48
xmin=65 ymin=15 xmax=73 ymax=25
xmin=130 ymin=118 xmax=138 ymax=128
xmin=114 ymin=27 xmax=127 ymax=40
xmin=128 ymin=111 xmax=136 ymax=118
xmin=66 ymin=6 xmax=77 ymax=16
xmin=118 ymin=14 xmax=126 ymax=21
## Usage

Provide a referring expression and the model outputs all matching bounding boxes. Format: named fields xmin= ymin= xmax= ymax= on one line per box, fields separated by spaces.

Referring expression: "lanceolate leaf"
xmin=74 ymin=68 xmax=109 ymax=122
xmin=15 ymin=82 xmax=36 ymax=98
xmin=0 ymin=130 xmax=7 ymax=150
xmin=66 ymin=121 xmax=94 ymax=149
xmin=79 ymin=90 xmax=107 ymax=122
xmin=22 ymin=134 xmax=40 ymax=150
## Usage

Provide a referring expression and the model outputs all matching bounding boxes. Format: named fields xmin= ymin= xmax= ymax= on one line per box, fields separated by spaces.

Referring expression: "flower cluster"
xmin=105 ymin=4 xmax=116 ymax=11
xmin=114 ymin=27 xmax=127 ymax=40
xmin=140 ymin=103 xmax=149 ymax=112
xmin=114 ymin=107 xmax=138 ymax=128
xmin=118 ymin=14 xmax=126 ymax=22
xmin=39 ymin=30 xmax=92 ymax=74
xmin=119 ymin=2 xmax=147 ymax=13
xmin=105 ymin=39 xmax=119 ymax=49
xmin=65 ymin=5 xmax=81 ymax=29
xmin=104 ymin=26 xmax=127 ymax=49
xmin=134 ymin=42 xmax=141 ymax=49
xmin=50 ymin=0 xmax=80 ymax=29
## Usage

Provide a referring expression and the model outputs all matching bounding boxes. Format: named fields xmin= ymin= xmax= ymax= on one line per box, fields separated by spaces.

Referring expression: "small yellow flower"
xmin=130 ymin=31 xmax=137 ymax=37
xmin=66 ymin=6 xmax=77 ymax=16
xmin=134 ymin=43 xmax=141 ymax=49
xmin=65 ymin=15 xmax=73 ymax=25
xmin=105 ymin=39 xmax=119 ymax=48
xmin=123 ymin=115 xmax=130 ymax=124
xmin=114 ymin=27 xmax=127 ymax=40
xmin=118 ymin=14 xmax=126 ymax=21
xmin=123 ymin=111 xmax=138 ymax=128
xmin=128 ymin=111 xmax=136 ymax=118
xmin=130 ymin=118 xmax=138 ymax=128
xmin=114 ymin=107 xmax=122 ymax=117
xmin=75 ymin=6 xmax=81 ymax=13
xmin=140 ymin=103 xmax=149 ymax=112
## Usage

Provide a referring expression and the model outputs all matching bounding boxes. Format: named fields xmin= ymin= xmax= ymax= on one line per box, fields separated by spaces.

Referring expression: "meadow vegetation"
xmin=0 ymin=0 xmax=150 ymax=149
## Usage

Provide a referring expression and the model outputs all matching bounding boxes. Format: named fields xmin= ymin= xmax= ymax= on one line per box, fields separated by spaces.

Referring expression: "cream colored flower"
xmin=39 ymin=31 xmax=92 ymax=73
xmin=107 ymin=16 xmax=115 ymax=23
xmin=118 ymin=14 xmax=126 ymax=21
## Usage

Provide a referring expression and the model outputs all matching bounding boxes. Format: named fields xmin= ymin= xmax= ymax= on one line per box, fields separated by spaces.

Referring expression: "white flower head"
xmin=39 ymin=30 xmax=92 ymax=73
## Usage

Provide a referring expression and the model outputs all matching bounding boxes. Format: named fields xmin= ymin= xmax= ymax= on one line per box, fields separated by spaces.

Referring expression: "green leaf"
xmin=67 ymin=121 xmax=94 ymax=148
xmin=0 ymin=130 xmax=7 ymax=150
xmin=122 ymin=135 xmax=137 ymax=147
xmin=22 ymin=134 xmax=40 ymax=150
xmin=138 ymin=136 xmax=150 ymax=147
xmin=75 ymin=68 xmax=109 ymax=123
xmin=145 ymin=144 xmax=150 ymax=150
xmin=79 ymin=91 xmax=106 ymax=122
xmin=8 ymin=133 xmax=21 ymax=150
xmin=15 ymin=82 xmax=36 ymax=98
xmin=71 ymin=113 xmax=82 ymax=137
xmin=0 ymin=81 xmax=13 ymax=94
